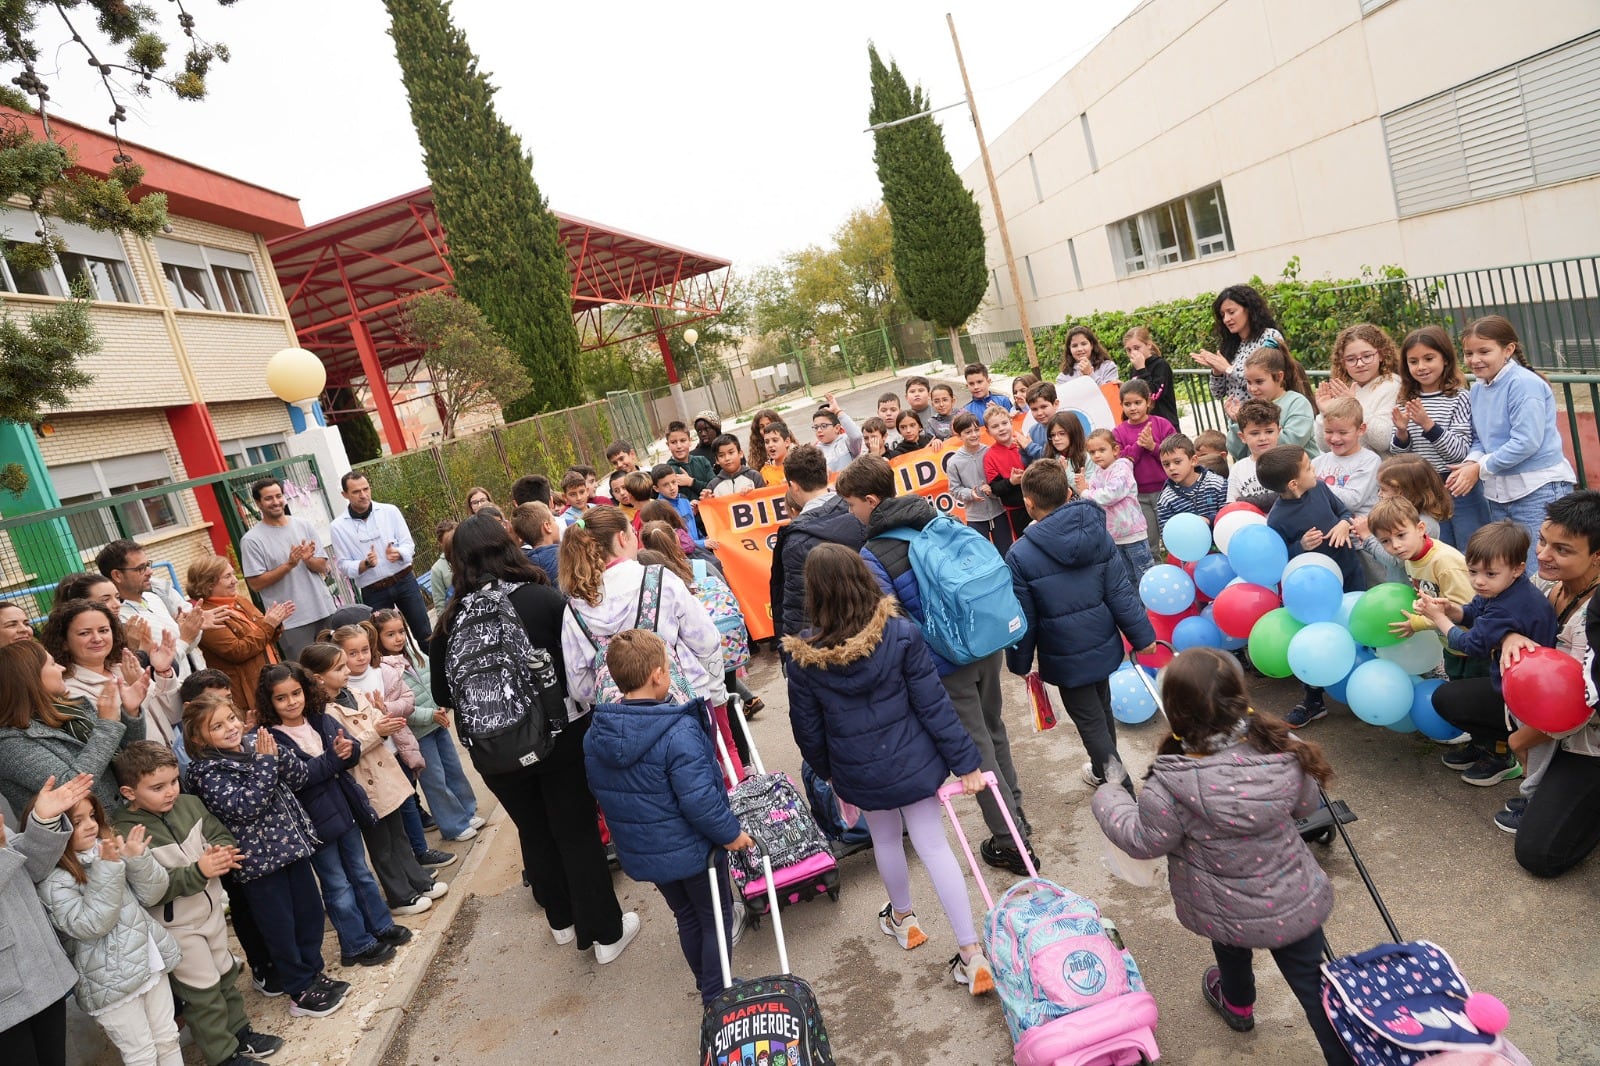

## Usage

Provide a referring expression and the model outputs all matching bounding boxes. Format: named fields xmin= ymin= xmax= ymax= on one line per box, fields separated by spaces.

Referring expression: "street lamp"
xmin=265 ymin=346 xmax=326 ymax=414
xmin=683 ymin=327 xmax=708 ymax=405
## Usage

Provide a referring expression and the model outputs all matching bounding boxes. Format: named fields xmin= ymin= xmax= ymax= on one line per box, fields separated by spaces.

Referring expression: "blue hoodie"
xmin=523 ymin=542 xmax=561 ymax=585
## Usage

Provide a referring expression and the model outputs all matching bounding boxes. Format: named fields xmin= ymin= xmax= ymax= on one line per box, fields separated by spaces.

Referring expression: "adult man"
xmin=769 ymin=445 xmax=866 ymax=642
xmin=329 ymin=472 xmax=431 ymax=643
xmin=97 ymin=538 xmax=209 ymax=677
xmin=240 ymin=477 xmax=338 ymax=661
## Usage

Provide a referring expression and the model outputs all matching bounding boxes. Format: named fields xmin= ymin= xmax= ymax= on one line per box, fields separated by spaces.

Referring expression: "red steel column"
xmin=166 ymin=403 xmax=233 ymax=556
xmin=354 ymin=319 xmax=406 ymax=453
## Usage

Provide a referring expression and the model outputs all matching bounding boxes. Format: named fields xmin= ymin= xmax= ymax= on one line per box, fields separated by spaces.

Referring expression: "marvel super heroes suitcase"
xmin=700 ymin=850 xmax=834 ymax=1066
xmin=713 ymin=706 xmax=839 ymax=921
xmin=941 ymin=772 xmax=1160 ymax=1066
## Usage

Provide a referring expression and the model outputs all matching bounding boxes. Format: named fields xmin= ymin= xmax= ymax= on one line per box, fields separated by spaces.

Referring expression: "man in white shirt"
xmin=329 ymin=471 xmax=431 ymax=643
xmin=96 ymin=539 xmax=209 ymax=677
xmin=240 ymin=476 xmax=338 ymax=661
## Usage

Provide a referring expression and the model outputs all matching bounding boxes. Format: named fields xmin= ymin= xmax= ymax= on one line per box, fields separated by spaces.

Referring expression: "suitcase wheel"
xmin=826 ymin=884 xmax=840 ymax=902
xmin=1310 ymin=827 xmax=1334 ymax=845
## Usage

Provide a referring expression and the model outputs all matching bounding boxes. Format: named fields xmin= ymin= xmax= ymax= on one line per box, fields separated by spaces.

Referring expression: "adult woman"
xmin=746 ymin=408 xmax=783 ymax=474
xmin=464 ymin=486 xmax=496 ymax=516
xmin=1192 ymin=284 xmax=1286 ymax=405
xmin=188 ymin=555 xmax=293 ymax=717
xmin=1316 ymin=323 xmax=1402 ymax=455
xmin=430 ymin=514 xmax=636 ymax=961
xmin=0 ymin=601 xmax=34 ymax=646
xmin=0 ymin=637 xmax=150 ymax=815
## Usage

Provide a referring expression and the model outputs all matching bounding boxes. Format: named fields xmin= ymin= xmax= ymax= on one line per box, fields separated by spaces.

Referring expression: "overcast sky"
xmin=39 ymin=0 xmax=1141 ymax=270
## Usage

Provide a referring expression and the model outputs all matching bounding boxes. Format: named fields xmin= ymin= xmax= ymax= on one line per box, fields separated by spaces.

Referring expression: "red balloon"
xmin=1503 ymin=648 xmax=1592 ymax=734
xmin=1215 ymin=502 xmax=1264 ymax=524
xmin=1211 ymin=582 xmax=1282 ymax=638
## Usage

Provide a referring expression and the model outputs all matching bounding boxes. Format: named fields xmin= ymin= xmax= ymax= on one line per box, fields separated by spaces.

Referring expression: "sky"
xmin=37 ymin=0 xmax=1142 ymax=271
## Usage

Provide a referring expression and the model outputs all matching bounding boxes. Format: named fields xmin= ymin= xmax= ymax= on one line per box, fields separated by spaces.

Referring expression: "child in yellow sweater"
xmin=1368 ymin=497 xmax=1483 ymax=680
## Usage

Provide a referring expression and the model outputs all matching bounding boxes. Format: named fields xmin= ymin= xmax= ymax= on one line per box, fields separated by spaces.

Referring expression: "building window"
xmin=0 ymin=208 xmax=138 ymax=302
xmin=1108 ymin=183 xmax=1233 ymax=277
xmin=50 ymin=452 xmax=185 ymax=551
xmin=156 ymin=238 xmax=270 ymax=315
xmin=1359 ymin=0 xmax=1397 ymax=14
xmin=221 ymin=434 xmax=287 ymax=470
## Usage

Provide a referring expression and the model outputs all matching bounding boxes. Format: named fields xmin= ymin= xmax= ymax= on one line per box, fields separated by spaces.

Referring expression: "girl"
xmin=1010 ymin=371 xmax=1040 ymax=412
xmin=1226 ymin=346 xmax=1319 ymax=459
xmin=1317 ymin=323 xmax=1402 ymax=455
xmin=1077 ymin=430 xmax=1154 ymax=580
xmin=430 ymin=519 xmax=457 ymax=609
xmin=783 ymin=545 xmax=991 ymax=995
xmin=861 ymin=416 xmax=891 ymax=457
xmin=1354 ymin=453 xmax=1453 ymax=547
xmin=1193 ymin=283 xmax=1286 ymax=404
xmin=1092 ymin=648 xmax=1349 ymax=1065
xmin=464 ymin=486 xmax=496 ymax=516
xmin=372 ymin=609 xmax=483 ymax=843
xmin=182 ymin=692 xmax=345 ymax=1017
xmin=328 ymin=623 xmax=427 ymax=827
xmin=0 ymin=600 xmax=34 ymax=647
xmin=889 ymin=409 xmax=932 ymax=457
xmin=981 ymin=404 xmax=1030 ymax=543
xmin=638 ymin=499 xmax=721 ymax=571
xmin=44 ymin=598 xmax=179 ymax=755
xmin=1112 ymin=378 xmax=1177 ymax=549
xmin=1391 ymin=325 xmax=1485 ymax=549
xmin=1446 ymin=315 xmax=1575 ymax=572
xmin=746 ymin=408 xmax=783 ymax=473
xmin=299 ymin=643 xmax=442 ymax=916
xmin=257 ymin=662 xmax=410 ymax=969
xmin=946 ymin=411 xmax=1009 ymax=554
xmin=1123 ymin=326 xmax=1178 ymax=426
xmin=1057 ymin=325 xmax=1118 ymax=388
xmin=1043 ymin=410 xmax=1088 ymax=482
xmin=38 ymin=793 xmax=181 ymax=1066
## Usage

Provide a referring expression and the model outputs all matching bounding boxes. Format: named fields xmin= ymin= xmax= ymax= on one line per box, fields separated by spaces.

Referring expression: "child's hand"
xmin=676 ymin=473 xmax=694 ymax=487
xmin=724 ymin=831 xmax=755 ymax=852
xmin=197 ymin=844 xmax=243 ymax=879
xmin=253 ymin=727 xmax=278 ymax=757
xmin=1326 ymin=520 xmax=1352 ymax=548
xmin=31 ymin=773 xmax=94 ymax=822
xmin=375 ymin=715 xmax=405 ymax=738
xmin=1404 ymin=397 xmax=1434 ymax=431
xmin=1074 ymin=472 xmax=1088 ymax=494
xmin=432 ymin=708 xmax=450 ymax=730
xmin=332 ymin=728 xmax=354 ymax=760
xmin=704 ymin=538 xmax=720 ymax=551
xmin=699 ymin=489 xmax=713 ymax=501
xmin=1137 ymin=425 xmax=1154 ymax=451
xmin=1009 ymin=468 xmax=1024 ymax=485
xmin=1223 ymin=396 xmax=1242 ymax=423
xmin=1391 ymin=404 xmax=1409 ymax=435
xmin=1445 ymin=461 xmax=1481 ymax=495
xmin=958 ymin=769 xmax=985 ymax=795
xmin=1388 ymin=617 xmax=1417 ymax=638
xmin=367 ymin=689 xmax=386 ymax=713
xmin=119 ymin=825 xmax=148 ymax=858
xmin=1508 ymin=724 xmax=1550 ymax=766
xmin=1301 ymin=527 xmax=1325 ymax=550
xmin=98 ymin=835 xmax=123 ymax=862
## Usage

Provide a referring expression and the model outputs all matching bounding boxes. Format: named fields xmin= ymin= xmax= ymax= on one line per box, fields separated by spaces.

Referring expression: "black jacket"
xmin=429 ymin=581 xmax=569 ymax=710
xmin=1132 ymin=354 xmax=1179 ymax=427
xmin=770 ymin=493 xmax=867 ymax=640
xmin=271 ymin=711 xmax=373 ymax=841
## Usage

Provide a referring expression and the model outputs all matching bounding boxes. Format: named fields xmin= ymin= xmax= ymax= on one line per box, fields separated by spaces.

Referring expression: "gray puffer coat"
xmin=38 ymin=850 xmax=181 ymax=1013
xmin=1092 ymin=745 xmax=1332 ymax=949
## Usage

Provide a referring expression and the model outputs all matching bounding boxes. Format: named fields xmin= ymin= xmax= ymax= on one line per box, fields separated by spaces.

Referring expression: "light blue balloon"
xmin=1110 ymin=663 xmax=1159 ymax=724
xmin=1201 ymin=604 xmax=1247 ymax=650
xmin=1163 ymin=513 xmax=1213 ymax=563
xmin=1139 ymin=564 xmax=1196 ymax=616
xmin=1193 ymin=553 xmax=1237 ymax=599
xmin=1228 ymin=524 xmax=1289 ymax=588
xmin=1287 ymin=622 xmax=1357 ymax=688
xmin=1281 ymin=565 xmax=1344 ymax=625
xmin=1345 ymin=659 xmax=1414 ymax=726
xmin=1173 ymin=614 xmax=1225 ymax=652
xmin=1326 ymin=647 xmax=1377 ymax=705
xmin=1335 ymin=591 xmax=1366 ymax=631
xmin=1409 ymin=678 xmax=1459 ymax=741
xmin=1385 ymin=712 xmax=1419 ymax=734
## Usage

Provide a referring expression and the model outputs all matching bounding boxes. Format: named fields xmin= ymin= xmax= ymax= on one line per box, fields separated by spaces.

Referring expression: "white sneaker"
xmin=447 ymin=826 xmax=479 ymax=842
xmin=950 ymin=950 xmax=995 ymax=995
xmin=422 ymin=880 xmax=449 ymax=900
xmin=550 ymin=925 xmax=575 ymax=946
xmin=467 ymin=815 xmax=486 ymax=830
xmin=594 ymin=912 xmax=640 ymax=965
xmin=391 ymin=896 xmax=432 ymax=916
xmin=730 ymin=902 xmax=748 ymax=948
xmin=878 ymin=902 xmax=927 ymax=950
xmin=1081 ymin=761 xmax=1105 ymax=787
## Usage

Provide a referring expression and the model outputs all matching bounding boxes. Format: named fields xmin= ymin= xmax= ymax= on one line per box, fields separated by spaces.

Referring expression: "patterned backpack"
xmin=727 ymin=772 xmax=831 ymax=890
xmin=692 ymin=559 xmax=750 ymax=673
xmin=570 ymin=565 xmax=693 ymax=706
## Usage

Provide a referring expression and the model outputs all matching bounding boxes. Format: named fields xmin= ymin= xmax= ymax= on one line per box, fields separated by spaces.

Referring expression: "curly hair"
xmin=558 ymin=505 xmax=633 ymax=607
xmin=1211 ymin=284 xmax=1279 ymax=359
xmin=42 ymin=599 xmax=125 ymax=672
xmin=1329 ymin=322 xmax=1401 ymax=387
xmin=747 ymin=408 xmax=783 ymax=469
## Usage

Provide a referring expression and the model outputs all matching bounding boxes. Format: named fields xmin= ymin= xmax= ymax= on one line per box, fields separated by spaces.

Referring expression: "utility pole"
xmin=948 ymin=13 xmax=1039 ymax=370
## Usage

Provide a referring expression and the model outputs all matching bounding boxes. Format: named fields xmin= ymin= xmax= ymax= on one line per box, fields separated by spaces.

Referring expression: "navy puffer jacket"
xmin=271 ymin=712 xmax=374 ymax=842
xmin=184 ymin=744 xmax=320 ymax=883
xmin=771 ymin=492 xmax=867 ymax=640
xmin=1005 ymin=500 xmax=1155 ymax=689
xmin=783 ymin=598 xmax=980 ymax=811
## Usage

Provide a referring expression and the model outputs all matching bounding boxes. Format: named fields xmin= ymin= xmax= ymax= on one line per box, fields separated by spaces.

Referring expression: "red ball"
xmin=1215 ymin=501 xmax=1264 ymax=524
xmin=1211 ymin=582 xmax=1282 ymax=639
xmin=1503 ymin=648 xmax=1591 ymax=734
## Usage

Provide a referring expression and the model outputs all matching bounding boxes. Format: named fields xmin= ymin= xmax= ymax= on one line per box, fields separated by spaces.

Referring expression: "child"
xmin=1227 ymin=345 xmax=1318 ymax=459
xmin=1319 ymin=323 xmax=1402 ymax=456
xmin=981 ymin=404 xmax=1030 ymax=542
xmin=1419 ymin=521 xmax=1559 ymax=786
xmin=1365 ymin=454 xmax=1453 ymax=543
xmin=1057 ymin=325 xmax=1119 ymax=387
xmin=430 ymin=520 xmax=456 ymax=608
xmin=702 ymin=434 xmax=766 ymax=498
xmin=812 ymin=394 xmax=863 ymax=473
xmin=782 ymin=545 xmax=993 ymax=995
xmin=926 ymin=383 xmax=957 ymax=440
xmin=651 ymin=464 xmax=702 ymax=545
xmin=665 ymin=420 xmax=715 ymax=498
xmin=1155 ymin=433 xmax=1229 ymax=529
xmin=1195 ymin=429 xmax=1230 ymax=477
xmin=1010 ymin=371 xmax=1040 ymax=413
xmin=946 ymin=412 xmax=1008 ymax=553
xmin=691 ymin=411 xmax=723 ymax=465
xmin=1042 ymin=410 xmax=1088 ymax=481
xmin=1315 ymin=396 xmax=1383 ymax=583
xmin=759 ymin=422 xmax=795 ymax=484
xmin=1092 ymin=648 xmax=1349 ymax=1066
xmin=560 ymin=471 xmax=592 ymax=528
xmin=889 ymin=409 xmax=932 ymax=457
xmin=1367 ymin=499 xmax=1481 ymax=680
xmin=1123 ymin=326 xmax=1178 ymax=426
xmin=963 ymin=362 xmax=1013 ymax=420
xmin=1007 ymin=461 xmax=1157 ymax=789
xmin=624 ymin=472 xmax=658 ymax=526
xmin=861 ymin=417 xmax=890 ymax=457
xmin=1391 ymin=326 xmax=1483 ymax=549
xmin=583 ymin=629 xmax=753 ymax=1006
xmin=876 ymin=392 xmax=904 ymax=444
xmin=1113 ymin=378 xmax=1177 ymax=548
xmin=1226 ymin=400 xmax=1283 ymax=505
xmin=605 ymin=439 xmax=639 ymax=473
xmin=1021 ymin=381 xmax=1059 ymax=463
xmin=513 ymin=501 xmax=562 ymax=583
xmin=182 ymin=692 xmax=348 ymax=1017
xmin=112 ymin=742 xmax=284 ymax=1065
xmin=608 ymin=469 xmax=637 ymax=522
xmin=746 ymin=409 xmax=782 ymax=474
xmin=1077 ymin=430 xmax=1154 ymax=579
xmin=904 ymin=375 xmax=935 ymax=428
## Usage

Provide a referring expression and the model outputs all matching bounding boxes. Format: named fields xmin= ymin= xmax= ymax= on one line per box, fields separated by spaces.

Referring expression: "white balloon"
xmin=1281 ymin=552 xmax=1344 ymax=584
xmin=1375 ymin=631 xmax=1445 ymax=675
xmin=1214 ymin=510 xmax=1268 ymax=554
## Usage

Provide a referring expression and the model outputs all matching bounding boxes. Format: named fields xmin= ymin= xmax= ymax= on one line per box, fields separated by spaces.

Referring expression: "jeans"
xmin=401 ymin=792 xmax=428 ymax=855
xmin=1117 ymin=540 xmax=1154 ymax=582
xmin=361 ymin=572 xmax=432 ymax=644
xmin=1212 ymin=927 xmax=1351 ymax=1065
xmin=656 ymin=851 xmax=734 ymax=1006
xmin=415 ymin=728 xmax=479 ymax=839
xmin=1489 ymin=480 xmax=1574 ymax=572
xmin=310 ymin=825 xmax=392 ymax=956
xmin=1440 ymin=479 xmax=1489 ymax=552
xmin=239 ymin=859 xmax=326 ymax=996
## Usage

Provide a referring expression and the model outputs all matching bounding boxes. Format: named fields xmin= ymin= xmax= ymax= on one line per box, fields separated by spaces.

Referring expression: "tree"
xmin=867 ymin=44 xmax=987 ymax=352
xmin=749 ymin=205 xmax=906 ymax=354
xmin=404 ymin=291 xmax=532 ymax=438
xmin=384 ymin=0 xmax=582 ymax=421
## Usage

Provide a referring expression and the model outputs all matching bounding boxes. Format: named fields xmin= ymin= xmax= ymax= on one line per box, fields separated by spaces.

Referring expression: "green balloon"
xmin=1247 ymin=608 xmax=1305 ymax=679
xmin=1348 ymin=582 xmax=1416 ymax=648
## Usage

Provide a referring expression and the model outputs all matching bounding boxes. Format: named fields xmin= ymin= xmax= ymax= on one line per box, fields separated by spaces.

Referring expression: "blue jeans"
xmin=1489 ymin=480 xmax=1574 ymax=571
xmin=1118 ymin=540 xmax=1154 ymax=582
xmin=401 ymin=790 xmax=429 ymax=855
xmin=360 ymin=572 xmax=432 ymax=644
xmin=415 ymin=728 xmax=479 ymax=839
xmin=309 ymin=826 xmax=392 ymax=956
xmin=1441 ymin=479 xmax=1489 ymax=552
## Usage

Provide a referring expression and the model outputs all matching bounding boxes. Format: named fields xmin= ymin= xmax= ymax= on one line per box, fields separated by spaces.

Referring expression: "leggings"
xmin=1517 ymin=747 xmax=1600 ymax=878
xmin=863 ymin=795 xmax=977 ymax=947
xmin=2 ymin=995 xmax=66 ymax=1066
xmin=1212 ymin=927 xmax=1352 ymax=1065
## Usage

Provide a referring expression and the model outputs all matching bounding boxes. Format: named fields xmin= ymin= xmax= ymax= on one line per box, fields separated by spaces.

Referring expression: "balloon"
xmin=1215 ymin=501 xmax=1263 ymax=523
xmin=1211 ymin=582 xmax=1281 ymax=638
xmin=1385 ymin=712 xmax=1419 ymax=734
xmin=1110 ymin=663 xmax=1160 ymax=724
xmin=1345 ymin=659 xmax=1414 ymax=726
xmin=1335 ymin=590 xmax=1366 ymax=631
xmin=1347 ymin=583 xmax=1417 ymax=648
xmin=1409 ymin=678 xmax=1460 ymax=741
xmin=1326 ymin=647 xmax=1377 ymax=705
xmin=1281 ymin=552 xmax=1344 ymax=585
xmin=1163 ymin=513 xmax=1213 ymax=563
xmin=1201 ymin=604 xmax=1248 ymax=650
xmin=1375 ymin=631 xmax=1445 ymax=675
xmin=1173 ymin=614 xmax=1226 ymax=652
xmin=1192 ymin=553 xmax=1237 ymax=599
xmin=1228 ymin=524 xmax=1290 ymax=588
xmin=1502 ymin=648 xmax=1592 ymax=734
xmin=1247 ymin=608 xmax=1305 ymax=679
xmin=1287 ymin=622 xmax=1358 ymax=687
xmin=1281 ymin=564 xmax=1344 ymax=625
xmin=1214 ymin=509 xmax=1268 ymax=554
xmin=1139 ymin=565 xmax=1196 ymax=615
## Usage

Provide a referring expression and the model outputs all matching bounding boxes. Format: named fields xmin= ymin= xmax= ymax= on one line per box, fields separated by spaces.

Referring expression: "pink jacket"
xmin=1080 ymin=458 xmax=1148 ymax=545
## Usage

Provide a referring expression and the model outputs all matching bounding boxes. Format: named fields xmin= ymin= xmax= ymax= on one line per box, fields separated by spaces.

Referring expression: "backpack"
xmin=443 ymin=581 xmax=569 ymax=775
xmin=877 ymin=515 xmax=1028 ymax=665
xmin=726 ymin=771 xmax=831 ymax=891
xmin=801 ymin=761 xmax=871 ymax=847
xmin=570 ymin=565 xmax=694 ymax=706
xmin=692 ymin=559 xmax=750 ymax=672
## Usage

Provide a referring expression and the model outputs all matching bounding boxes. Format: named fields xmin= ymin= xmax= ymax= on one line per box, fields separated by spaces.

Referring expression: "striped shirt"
xmin=1156 ymin=469 xmax=1230 ymax=529
xmin=1389 ymin=389 xmax=1472 ymax=473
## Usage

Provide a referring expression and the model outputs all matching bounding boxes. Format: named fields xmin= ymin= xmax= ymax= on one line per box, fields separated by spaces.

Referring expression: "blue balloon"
xmin=1409 ymin=679 xmax=1460 ymax=741
xmin=1385 ymin=712 xmax=1419 ymax=734
xmin=1200 ymin=604 xmax=1247 ymax=650
xmin=1173 ymin=614 xmax=1225 ymax=651
xmin=1287 ymin=622 xmax=1357 ymax=688
xmin=1228 ymin=524 xmax=1289 ymax=588
xmin=1163 ymin=513 xmax=1213 ymax=563
xmin=1335 ymin=591 xmax=1366 ymax=631
xmin=1345 ymin=659 xmax=1414 ymax=726
xmin=1193 ymin=553 xmax=1237 ymax=599
xmin=1139 ymin=564 xmax=1196 ymax=615
xmin=1326 ymin=647 xmax=1377 ymax=705
xmin=1110 ymin=663 xmax=1159 ymax=724
xmin=1282 ymin=565 xmax=1344 ymax=625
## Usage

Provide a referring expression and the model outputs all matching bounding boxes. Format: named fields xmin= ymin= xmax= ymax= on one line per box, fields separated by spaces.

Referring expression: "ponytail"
xmin=558 ymin=505 xmax=630 ymax=606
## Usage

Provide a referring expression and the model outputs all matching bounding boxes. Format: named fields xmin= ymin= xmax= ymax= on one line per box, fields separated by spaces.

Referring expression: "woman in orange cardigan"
xmin=186 ymin=555 xmax=294 ymax=719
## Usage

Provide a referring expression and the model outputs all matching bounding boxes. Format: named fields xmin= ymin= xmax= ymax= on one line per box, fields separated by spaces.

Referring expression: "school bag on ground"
xmin=570 ymin=564 xmax=693 ymax=706
xmin=877 ymin=514 xmax=1027 ymax=665
xmin=443 ymin=580 xmax=569 ymax=775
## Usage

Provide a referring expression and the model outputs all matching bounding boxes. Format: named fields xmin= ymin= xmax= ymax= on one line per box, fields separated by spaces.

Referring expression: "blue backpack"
xmin=878 ymin=515 xmax=1027 ymax=665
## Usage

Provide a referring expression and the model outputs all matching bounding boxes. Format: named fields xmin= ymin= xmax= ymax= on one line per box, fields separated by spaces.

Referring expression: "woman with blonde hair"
xmin=188 ymin=555 xmax=293 ymax=719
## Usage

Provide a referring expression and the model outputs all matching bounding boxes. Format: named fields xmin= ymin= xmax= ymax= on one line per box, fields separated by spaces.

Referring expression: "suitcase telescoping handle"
xmin=709 ymin=846 xmax=790 ymax=990
xmin=727 ymin=691 xmax=767 ymax=776
xmin=937 ymin=770 xmax=1035 ymax=911
xmin=1125 ymin=640 xmax=1174 ymax=716
xmin=1315 ymin=782 xmax=1402 ymax=956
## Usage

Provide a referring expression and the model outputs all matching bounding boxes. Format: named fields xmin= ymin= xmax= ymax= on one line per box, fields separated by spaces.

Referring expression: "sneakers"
xmin=421 ymin=879 xmax=450 ymax=900
xmin=418 ymin=812 xmax=437 ymax=832
xmin=415 ymin=848 xmax=458 ymax=868
xmin=1461 ymin=753 xmax=1522 ymax=786
xmin=376 ymin=924 xmax=413 ymax=946
xmin=339 ymin=940 xmax=396 ymax=967
xmin=730 ymin=902 xmax=748 ymax=948
xmin=1504 ymin=795 xmax=1529 ymax=814
xmin=391 ymin=895 xmax=432 ymax=916
xmin=315 ymin=972 xmax=351 ymax=996
xmin=1081 ymin=762 xmax=1105 ymax=787
xmin=743 ymin=697 xmax=765 ymax=719
xmin=1285 ymin=700 xmax=1328 ymax=728
xmin=878 ymin=903 xmax=927 ymax=950
xmin=1441 ymin=744 xmax=1489 ymax=771
xmin=829 ymin=836 xmax=874 ymax=860
xmin=980 ymin=835 xmax=1040 ymax=877
xmin=1493 ymin=807 xmax=1523 ymax=835
xmin=234 ymin=1027 xmax=284 ymax=1060
xmin=249 ymin=966 xmax=283 ymax=998
xmin=550 ymin=924 xmax=576 ymax=946
xmin=288 ymin=982 xmax=346 ymax=1018
xmin=949 ymin=951 xmax=994 ymax=995
xmin=445 ymin=826 xmax=478 ymax=842
xmin=1202 ymin=966 xmax=1255 ymax=1032
xmin=467 ymin=815 xmax=486 ymax=830
xmin=594 ymin=911 xmax=640 ymax=965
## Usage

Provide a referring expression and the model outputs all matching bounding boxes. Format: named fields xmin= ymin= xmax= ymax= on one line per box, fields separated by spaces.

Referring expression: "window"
xmin=1360 ymin=0 xmax=1397 ymax=14
xmin=50 ymin=452 xmax=185 ymax=551
xmin=0 ymin=208 xmax=137 ymax=302
xmin=1108 ymin=184 xmax=1234 ymax=277
xmin=163 ymin=263 xmax=215 ymax=309
xmin=156 ymin=238 xmax=269 ymax=315
xmin=214 ymin=266 xmax=263 ymax=314
xmin=60 ymin=252 xmax=136 ymax=303
xmin=221 ymin=434 xmax=287 ymax=470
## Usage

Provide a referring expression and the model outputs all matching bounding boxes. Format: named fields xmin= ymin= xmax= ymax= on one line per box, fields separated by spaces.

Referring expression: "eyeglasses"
xmin=116 ymin=563 xmax=152 ymax=573
xmin=812 ymin=422 xmax=833 ymax=430
xmin=1343 ymin=352 xmax=1378 ymax=367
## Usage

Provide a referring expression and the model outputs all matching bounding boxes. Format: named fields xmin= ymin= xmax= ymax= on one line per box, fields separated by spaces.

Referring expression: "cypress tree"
xmin=384 ymin=0 xmax=580 ymax=418
xmin=867 ymin=45 xmax=988 ymax=355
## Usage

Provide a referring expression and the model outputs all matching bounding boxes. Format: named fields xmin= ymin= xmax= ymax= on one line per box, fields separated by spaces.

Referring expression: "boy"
xmin=813 ymin=392 xmax=863 ymax=473
xmin=760 ymin=422 xmax=795 ymax=485
xmin=623 ymin=471 xmax=656 ymax=511
xmin=771 ymin=445 xmax=865 ymax=642
xmin=1155 ymin=433 xmax=1229 ymax=529
xmin=904 ymin=375 xmax=935 ymax=429
xmin=1226 ymin=400 xmax=1282 ymax=507
xmin=702 ymin=434 xmax=766 ymax=498
xmin=560 ymin=470 xmax=593 ymax=527
xmin=510 ymin=473 xmax=552 ymax=508
xmin=513 ymin=501 xmax=562 ymax=583
xmin=962 ymin=362 xmax=1013 ymax=420
xmin=1007 ymin=461 xmax=1157 ymax=794
xmin=876 ymin=392 xmax=904 ymax=445
xmin=651 ymin=463 xmax=701 ymax=539
xmin=838 ymin=454 xmax=1035 ymax=873
xmin=926 ymin=383 xmax=957 ymax=440
xmin=1021 ymin=381 xmax=1059 ymax=463
xmin=112 ymin=742 xmax=287 ymax=1066
xmin=582 ymin=629 xmax=752 ymax=1006
xmin=573 ymin=465 xmax=610 ymax=506
xmin=665 ymin=421 xmax=715 ymax=498
xmin=1194 ymin=429 xmax=1230 ymax=477
xmin=1370 ymin=497 xmax=1481 ymax=673
xmin=605 ymin=440 xmax=640 ymax=473
xmin=1314 ymin=397 xmax=1385 ymax=582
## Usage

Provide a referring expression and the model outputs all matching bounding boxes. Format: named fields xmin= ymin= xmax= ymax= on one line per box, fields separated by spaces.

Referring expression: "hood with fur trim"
xmin=781 ymin=596 xmax=897 ymax=669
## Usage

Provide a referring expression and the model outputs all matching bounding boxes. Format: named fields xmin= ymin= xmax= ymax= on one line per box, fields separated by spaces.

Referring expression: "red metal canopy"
xmin=268 ymin=186 xmax=729 ymax=449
